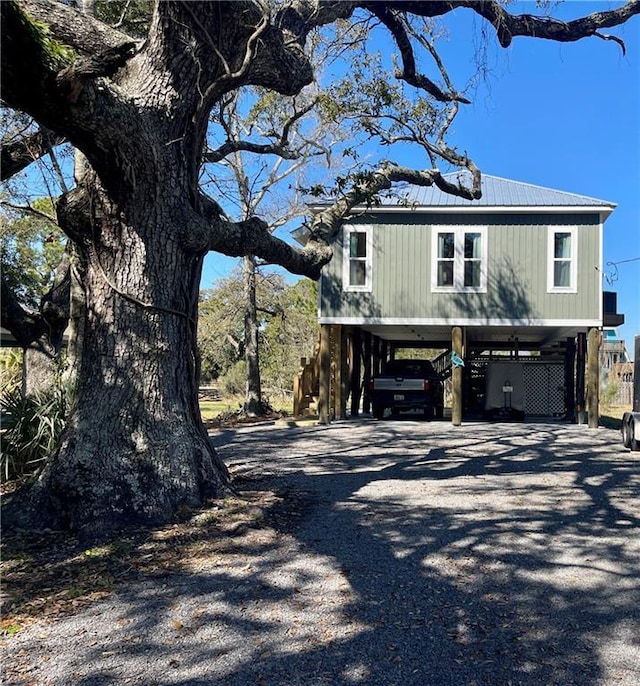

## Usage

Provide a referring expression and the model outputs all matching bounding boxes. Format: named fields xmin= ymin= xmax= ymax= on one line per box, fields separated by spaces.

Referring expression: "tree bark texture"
xmin=243 ymin=256 xmax=263 ymax=415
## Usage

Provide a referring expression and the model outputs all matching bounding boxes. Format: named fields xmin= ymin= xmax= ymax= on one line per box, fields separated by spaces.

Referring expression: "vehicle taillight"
xmin=424 ymin=380 xmax=430 ymax=392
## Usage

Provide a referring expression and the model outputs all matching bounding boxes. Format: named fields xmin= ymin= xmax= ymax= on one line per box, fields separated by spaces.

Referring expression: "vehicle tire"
xmin=622 ymin=418 xmax=638 ymax=451
xmin=372 ymin=404 xmax=385 ymax=420
xmin=435 ymin=405 xmax=444 ymax=419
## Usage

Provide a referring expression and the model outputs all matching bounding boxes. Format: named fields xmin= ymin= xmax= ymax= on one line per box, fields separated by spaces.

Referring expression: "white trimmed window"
xmin=431 ymin=227 xmax=487 ymax=292
xmin=548 ymin=227 xmax=577 ymax=292
xmin=343 ymin=225 xmax=372 ymax=292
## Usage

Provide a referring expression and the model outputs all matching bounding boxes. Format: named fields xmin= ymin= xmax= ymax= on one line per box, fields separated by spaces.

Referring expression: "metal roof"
xmin=379 ymin=172 xmax=616 ymax=209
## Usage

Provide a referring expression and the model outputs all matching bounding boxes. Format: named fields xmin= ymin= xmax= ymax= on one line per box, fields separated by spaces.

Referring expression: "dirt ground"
xmin=2 ymin=417 xmax=639 ymax=685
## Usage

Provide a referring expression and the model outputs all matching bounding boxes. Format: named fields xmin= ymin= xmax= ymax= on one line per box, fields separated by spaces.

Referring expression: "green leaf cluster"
xmin=1 ymin=198 xmax=65 ymax=310
xmin=18 ymin=8 xmax=75 ymax=69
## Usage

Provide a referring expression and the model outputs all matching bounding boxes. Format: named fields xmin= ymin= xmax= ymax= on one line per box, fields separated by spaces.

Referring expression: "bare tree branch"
xmin=1 ymin=127 xmax=66 ymax=181
xmin=368 ymin=6 xmax=470 ymax=104
xmin=379 ymin=0 xmax=640 ymax=50
xmin=0 ymin=200 xmax=57 ymax=224
xmin=204 ymin=97 xmax=320 ymax=164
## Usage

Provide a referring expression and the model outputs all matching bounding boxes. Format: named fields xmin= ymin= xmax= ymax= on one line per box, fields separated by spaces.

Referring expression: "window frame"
xmin=343 ymin=225 xmax=373 ymax=292
xmin=431 ymin=226 xmax=487 ymax=293
xmin=547 ymin=226 xmax=578 ymax=293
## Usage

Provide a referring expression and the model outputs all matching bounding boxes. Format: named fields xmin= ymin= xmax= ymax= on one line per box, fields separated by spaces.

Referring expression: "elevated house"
xmin=295 ymin=173 xmax=625 ymax=424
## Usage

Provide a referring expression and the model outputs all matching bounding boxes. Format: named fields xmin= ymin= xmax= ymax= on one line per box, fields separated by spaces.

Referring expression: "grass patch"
xmin=199 ymin=397 xmax=294 ymax=422
xmin=199 ymin=399 xmax=240 ymax=420
xmin=599 ymin=404 xmax=630 ymax=431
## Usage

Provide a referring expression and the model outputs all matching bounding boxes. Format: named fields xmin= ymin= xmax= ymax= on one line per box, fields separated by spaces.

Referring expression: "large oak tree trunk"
xmin=26 ymin=174 xmax=230 ymax=539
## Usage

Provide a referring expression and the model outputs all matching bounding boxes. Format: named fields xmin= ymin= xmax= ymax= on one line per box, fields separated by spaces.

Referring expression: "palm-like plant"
xmin=1 ymin=382 xmax=68 ymax=482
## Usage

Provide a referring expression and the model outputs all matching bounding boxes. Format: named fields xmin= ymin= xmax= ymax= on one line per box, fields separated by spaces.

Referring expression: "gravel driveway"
xmin=2 ymin=418 xmax=639 ymax=685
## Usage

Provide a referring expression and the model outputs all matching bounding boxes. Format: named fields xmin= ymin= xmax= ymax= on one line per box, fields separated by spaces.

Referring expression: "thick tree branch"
xmin=185 ymin=162 xmax=481 ymax=282
xmin=204 ymin=140 xmax=300 ymax=164
xmin=378 ymin=1 xmax=640 ymax=49
xmin=309 ymin=164 xmax=481 ymax=245
xmin=1 ymin=278 xmax=43 ymax=348
xmin=1 ymin=252 xmax=71 ymax=350
xmin=1 ymin=126 xmax=67 ymax=181
xmin=1 ymin=1 xmax=142 ymax=191
xmin=466 ymin=0 xmax=640 ymax=48
xmin=16 ymin=0 xmax=137 ymax=55
xmin=184 ymin=194 xmax=332 ymax=280
xmin=276 ymin=1 xmax=358 ymax=46
xmin=56 ymin=42 xmax=138 ymax=102
xmin=367 ymin=6 xmax=470 ymax=104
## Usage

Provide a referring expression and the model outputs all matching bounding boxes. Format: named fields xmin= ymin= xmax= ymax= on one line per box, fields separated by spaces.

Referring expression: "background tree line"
xmin=198 ymin=271 xmax=318 ymax=404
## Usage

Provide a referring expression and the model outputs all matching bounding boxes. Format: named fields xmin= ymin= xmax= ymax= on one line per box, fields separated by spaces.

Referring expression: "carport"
xmin=309 ymin=322 xmax=603 ymax=428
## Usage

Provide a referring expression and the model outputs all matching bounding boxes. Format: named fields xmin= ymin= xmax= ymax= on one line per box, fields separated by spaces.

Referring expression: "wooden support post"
xmin=576 ymin=332 xmax=587 ymax=424
xmin=564 ymin=337 xmax=576 ymax=421
xmin=331 ymin=324 xmax=344 ymax=419
xmin=318 ymin=324 xmax=331 ymax=424
xmin=350 ymin=328 xmax=362 ymax=417
xmin=452 ymin=326 xmax=463 ymax=426
xmin=587 ymin=327 xmax=601 ymax=429
xmin=293 ymin=370 xmax=301 ymax=417
xmin=362 ymin=331 xmax=372 ymax=414
xmin=372 ymin=336 xmax=381 ymax=377
xmin=339 ymin=327 xmax=349 ymax=419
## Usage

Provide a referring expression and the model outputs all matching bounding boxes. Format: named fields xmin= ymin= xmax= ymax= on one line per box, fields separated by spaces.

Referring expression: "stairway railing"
xmin=293 ymin=340 xmax=321 ymax=416
xmin=432 ymin=348 xmax=453 ymax=381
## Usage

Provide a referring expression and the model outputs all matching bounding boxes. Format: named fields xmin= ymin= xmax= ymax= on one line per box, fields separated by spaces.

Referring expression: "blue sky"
xmin=204 ymin=1 xmax=639 ymax=352
xmin=435 ymin=1 xmax=640 ymax=349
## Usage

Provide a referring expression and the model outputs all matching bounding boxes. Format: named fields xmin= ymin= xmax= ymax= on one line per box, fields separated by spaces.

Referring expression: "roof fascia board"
xmin=310 ymin=204 xmax=614 ymax=216
xmin=318 ymin=316 xmax=603 ymax=327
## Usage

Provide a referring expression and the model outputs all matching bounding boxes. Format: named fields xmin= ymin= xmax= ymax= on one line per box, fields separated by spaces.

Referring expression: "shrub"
xmin=219 ymin=361 xmax=247 ymax=398
xmin=601 ymin=377 xmax=620 ymax=407
xmin=1 ymin=382 xmax=68 ymax=482
xmin=0 ymin=349 xmax=23 ymax=395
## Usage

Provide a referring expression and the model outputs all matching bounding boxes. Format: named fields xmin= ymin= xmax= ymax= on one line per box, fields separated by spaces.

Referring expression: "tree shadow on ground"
xmin=3 ymin=421 xmax=639 ymax=686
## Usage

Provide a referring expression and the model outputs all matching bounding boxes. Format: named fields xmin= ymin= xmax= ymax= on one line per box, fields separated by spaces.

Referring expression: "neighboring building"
xmin=601 ymin=328 xmax=634 ymax=406
xmin=304 ymin=173 xmax=625 ymax=423
xmin=601 ymin=328 xmax=630 ymax=378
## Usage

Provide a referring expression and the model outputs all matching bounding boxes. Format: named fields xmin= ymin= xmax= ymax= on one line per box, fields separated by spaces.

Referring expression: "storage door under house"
xmin=522 ymin=363 xmax=565 ymax=417
xmin=473 ymin=360 xmax=566 ymax=417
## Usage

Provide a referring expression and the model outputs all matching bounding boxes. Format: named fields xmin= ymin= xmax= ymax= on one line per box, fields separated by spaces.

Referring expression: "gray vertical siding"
xmin=319 ymin=212 xmax=601 ymax=322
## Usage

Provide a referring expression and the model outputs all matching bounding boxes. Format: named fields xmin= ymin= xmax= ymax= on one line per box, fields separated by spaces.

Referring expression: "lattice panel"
xmin=547 ymin=365 xmax=565 ymax=415
xmin=523 ymin=363 xmax=565 ymax=416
